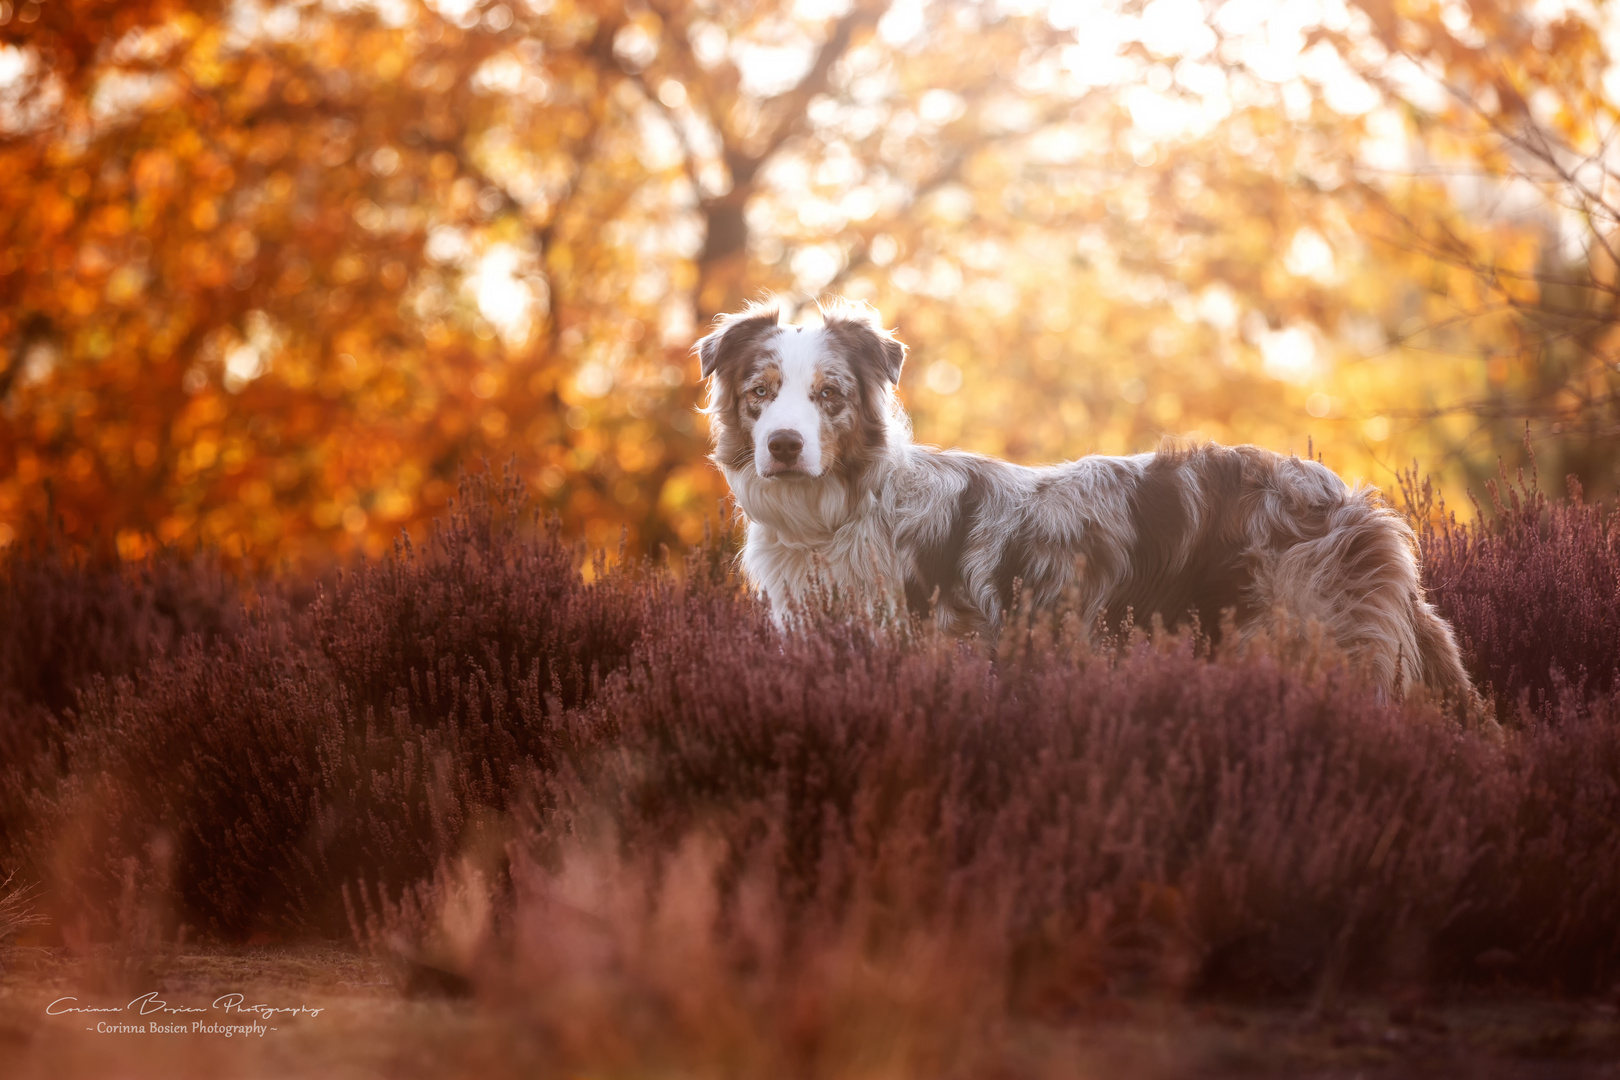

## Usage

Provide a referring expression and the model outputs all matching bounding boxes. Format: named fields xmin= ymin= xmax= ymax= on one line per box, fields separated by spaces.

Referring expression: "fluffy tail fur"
xmin=1412 ymin=597 xmax=1482 ymax=715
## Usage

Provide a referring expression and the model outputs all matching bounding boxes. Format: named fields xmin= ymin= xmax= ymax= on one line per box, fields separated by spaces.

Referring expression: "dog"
xmin=698 ymin=297 xmax=1476 ymax=705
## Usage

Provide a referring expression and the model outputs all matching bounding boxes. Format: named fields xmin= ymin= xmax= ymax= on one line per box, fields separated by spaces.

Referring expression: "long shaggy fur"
xmin=698 ymin=298 xmax=1477 ymax=705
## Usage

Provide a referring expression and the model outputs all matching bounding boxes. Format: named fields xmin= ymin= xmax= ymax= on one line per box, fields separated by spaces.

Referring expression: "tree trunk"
xmin=697 ymin=196 xmax=751 ymax=323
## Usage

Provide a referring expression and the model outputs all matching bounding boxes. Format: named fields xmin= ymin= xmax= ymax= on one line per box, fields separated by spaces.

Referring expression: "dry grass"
xmin=0 ymin=873 xmax=45 ymax=953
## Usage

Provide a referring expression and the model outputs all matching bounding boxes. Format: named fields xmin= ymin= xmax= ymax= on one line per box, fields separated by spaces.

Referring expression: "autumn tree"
xmin=2 ymin=0 xmax=1617 ymax=566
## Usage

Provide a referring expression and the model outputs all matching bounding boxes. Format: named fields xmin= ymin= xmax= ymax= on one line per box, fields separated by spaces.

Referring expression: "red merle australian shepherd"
xmin=698 ymin=297 xmax=1476 ymax=706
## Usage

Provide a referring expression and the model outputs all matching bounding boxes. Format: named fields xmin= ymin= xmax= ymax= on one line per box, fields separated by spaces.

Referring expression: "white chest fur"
xmin=725 ymin=465 xmax=906 ymax=618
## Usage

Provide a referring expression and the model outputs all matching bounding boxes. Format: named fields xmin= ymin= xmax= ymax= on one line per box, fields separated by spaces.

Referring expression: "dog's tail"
xmin=1412 ymin=597 xmax=1485 ymax=719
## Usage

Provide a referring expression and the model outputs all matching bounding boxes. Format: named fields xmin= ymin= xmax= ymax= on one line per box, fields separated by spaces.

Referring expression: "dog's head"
xmin=697 ymin=298 xmax=906 ymax=481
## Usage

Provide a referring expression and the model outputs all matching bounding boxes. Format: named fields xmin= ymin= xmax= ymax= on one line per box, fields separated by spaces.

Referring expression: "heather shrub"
xmin=9 ymin=473 xmax=749 ymax=938
xmin=525 ymin=610 xmax=1620 ymax=998
xmin=0 ymin=535 xmax=246 ymax=879
xmin=0 ymin=533 xmax=244 ymax=729
xmin=2 ymin=465 xmax=1618 ymax=1027
xmin=343 ymin=616 xmax=1620 ymax=1080
xmin=1411 ymin=460 xmax=1620 ymax=719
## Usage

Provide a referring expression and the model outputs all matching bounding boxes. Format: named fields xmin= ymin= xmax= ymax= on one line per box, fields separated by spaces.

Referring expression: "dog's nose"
xmin=768 ymin=430 xmax=804 ymax=464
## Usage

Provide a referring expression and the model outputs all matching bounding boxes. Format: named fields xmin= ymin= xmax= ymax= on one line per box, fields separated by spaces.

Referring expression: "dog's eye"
xmin=819 ymin=388 xmax=838 ymax=401
xmin=752 ymin=386 xmax=769 ymax=397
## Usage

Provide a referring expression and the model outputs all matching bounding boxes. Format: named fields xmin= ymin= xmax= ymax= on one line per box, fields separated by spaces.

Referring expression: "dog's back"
xmin=890 ymin=440 xmax=1472 ymax=703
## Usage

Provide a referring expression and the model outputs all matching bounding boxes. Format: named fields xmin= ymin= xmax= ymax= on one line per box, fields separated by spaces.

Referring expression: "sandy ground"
xmin=1 ymin=944 xmax=1618 ymax=1079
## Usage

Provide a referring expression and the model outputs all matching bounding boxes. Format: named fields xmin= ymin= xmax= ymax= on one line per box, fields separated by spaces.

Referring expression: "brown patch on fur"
xmin=822 ymin=311 xmax=903 ymax=482
xmin=696 ymin=304 xmax=783 ymax=474
xmin=697 ymin=303 xmax=780 ymax=379
xmin=822 ymin=305 xmax=905 ymax=386
xmin=831 ymin=385 xmax=890 ymax=482
xmin=906 ymin=461 xmax=990 ymax=619
xmin=1108 ymin=444 xmax=1265 ymax=638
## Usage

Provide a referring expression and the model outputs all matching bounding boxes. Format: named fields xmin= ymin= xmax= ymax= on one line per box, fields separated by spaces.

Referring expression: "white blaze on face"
xmin=755 ymin=326 xmax=829 ymax=478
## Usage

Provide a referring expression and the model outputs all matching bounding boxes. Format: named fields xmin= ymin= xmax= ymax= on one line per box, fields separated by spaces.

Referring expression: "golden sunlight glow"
xmin=1 ymin=0 xmax=1618 ymax=563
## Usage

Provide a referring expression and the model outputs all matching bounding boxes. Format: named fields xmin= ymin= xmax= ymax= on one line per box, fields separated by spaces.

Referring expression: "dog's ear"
xmin=696 ymin=303 xmax=781 ymax=380
xmin=822 ymin=300 xmax=906 ymax=387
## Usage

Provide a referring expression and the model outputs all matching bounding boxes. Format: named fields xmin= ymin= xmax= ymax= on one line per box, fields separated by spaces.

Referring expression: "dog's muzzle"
xmin=762 ymin=430 xmax=808 ymax=477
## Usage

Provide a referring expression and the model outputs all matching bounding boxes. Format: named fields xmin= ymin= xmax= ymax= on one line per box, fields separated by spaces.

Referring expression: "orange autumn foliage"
xmin=2 ymin=0 xmax=1618 ymax=565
